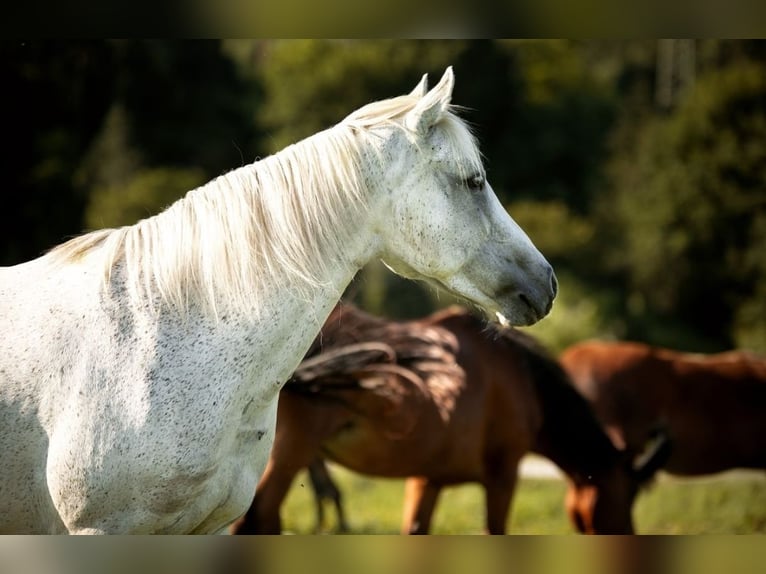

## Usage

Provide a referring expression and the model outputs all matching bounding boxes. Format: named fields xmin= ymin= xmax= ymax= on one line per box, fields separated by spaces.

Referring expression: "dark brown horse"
xmin=230 ymin=305 xmax=669 ymax=535
xmin=559 ymin=340 xmax=766 ymax=533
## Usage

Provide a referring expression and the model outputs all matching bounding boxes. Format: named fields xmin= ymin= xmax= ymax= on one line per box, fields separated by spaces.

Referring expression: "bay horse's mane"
xmin=47 ymin=93 xmax=482 ymax=318
xmin=483 ymin=321 xmax=625 ymax=484
xmin=296 ymin=304 xmax=464 ymax=422
xmin=308 ymin=303 xmax=459 ymax=360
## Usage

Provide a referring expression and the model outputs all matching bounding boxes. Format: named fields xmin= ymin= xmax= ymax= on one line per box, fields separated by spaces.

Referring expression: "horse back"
xmin=560 ymin=340 xmax=766 ymax=473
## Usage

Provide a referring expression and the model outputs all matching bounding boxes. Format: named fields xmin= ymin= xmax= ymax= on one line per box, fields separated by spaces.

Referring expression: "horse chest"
xmin=39 ymin=302 xmax=315 ymax=533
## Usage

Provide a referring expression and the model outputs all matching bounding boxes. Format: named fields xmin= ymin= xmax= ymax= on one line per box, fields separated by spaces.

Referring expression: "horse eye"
xmin=465 ymin=174 xmax=485 ymax=191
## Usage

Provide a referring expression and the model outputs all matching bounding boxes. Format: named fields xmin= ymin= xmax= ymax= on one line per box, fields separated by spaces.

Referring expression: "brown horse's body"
xmin=560 ymin=341 xmax=766 ymax=476
xmin=231 ymin=306 xmax=667 ymax=535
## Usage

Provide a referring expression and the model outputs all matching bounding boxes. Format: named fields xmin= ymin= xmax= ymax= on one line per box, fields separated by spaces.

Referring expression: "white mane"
xmin=49 ymin=92 xmax=482 ymax=317
xmin=345 ymin=94 xmax=483 ymax=181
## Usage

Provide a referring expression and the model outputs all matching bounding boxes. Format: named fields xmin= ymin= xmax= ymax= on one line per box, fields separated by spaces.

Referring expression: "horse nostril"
xmin=519 ymin=290 xmax=554 ymax=320
xmin=550 ymin=271 xmax=558 ymax=298
xmin=518 ymin=292 xmax=533 ymax=311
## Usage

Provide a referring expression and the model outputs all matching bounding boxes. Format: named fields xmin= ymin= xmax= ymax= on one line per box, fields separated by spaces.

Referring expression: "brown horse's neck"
xmin=499 ymin=331 xmax=623 ymax=485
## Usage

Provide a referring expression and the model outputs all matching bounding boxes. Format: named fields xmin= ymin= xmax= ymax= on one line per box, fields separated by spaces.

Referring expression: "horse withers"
xmin=231 ymin=305 xmax=667 ymax=535
xmin=559 ymin=340 xmax=766 ymax=532
xmin=0 ymin=68 xmax=555 ymax=534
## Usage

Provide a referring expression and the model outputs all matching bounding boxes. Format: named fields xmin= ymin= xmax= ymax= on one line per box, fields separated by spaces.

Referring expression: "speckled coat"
xmin=0 ymin=68 xmax=555 ymax=533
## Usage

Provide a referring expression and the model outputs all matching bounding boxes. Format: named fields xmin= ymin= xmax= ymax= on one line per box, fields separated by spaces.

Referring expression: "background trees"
xmin=602 ymin=50 xmax=766 ymax=351
xmin=3 ymin=39 xmax=764 ymax=354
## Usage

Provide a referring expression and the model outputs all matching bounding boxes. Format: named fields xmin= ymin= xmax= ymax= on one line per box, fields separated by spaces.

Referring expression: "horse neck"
xmin=528 ymin=352 xmax=622 ymax=485
xmin=236 ymin=123 xmax=377 ymax=262
xmin=128 ymin=124 xmax=376 ymax=318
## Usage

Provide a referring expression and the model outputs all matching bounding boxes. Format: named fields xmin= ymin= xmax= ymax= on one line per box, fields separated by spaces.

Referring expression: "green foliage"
xmin=503 ymin=200 xmax=632 ymax=353
xmin=85 ymin=167 xmax=206 ymax=229
xmin=522 ymin=272 xmax=622 ymax=354
xmin=493 ymin=40 xmax=616 ymax=210
xmin=75 ymin=104 xmax=142 ymax=192
xmin=1 ymin=40 xmax=116 ymax=264
xmin=732 ymin=212 xmax=766 ymax=353
xmin=253 ymin=40 xmax=466 ymax=153
xmin=2 ymin=40 xmax=260 ymax=265
xmin=114 ymin=40 xmax=261 ymax=176
xmin=506 ymin=199 xmax=595 ymax=267
xmin=348 ymin=260 xmax=445 ymax=320
xmin=605 ymin=59 xmax=766 ymax=350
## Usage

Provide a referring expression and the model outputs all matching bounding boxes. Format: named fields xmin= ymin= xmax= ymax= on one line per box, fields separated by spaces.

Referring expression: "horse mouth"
xmin=487 ymin=283 xmax=556 ymax=326
xmin=429 ymin=276 xmax=548 ymax=327
xmin=495 ymin=285 xmax=554 ymax=326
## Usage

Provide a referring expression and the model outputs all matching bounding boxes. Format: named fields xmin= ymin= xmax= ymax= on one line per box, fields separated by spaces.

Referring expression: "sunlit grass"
xmin=634 ymin=471 xmax=766 ymax=534
xmin=280 ymin=464 xmax=766 ymax=535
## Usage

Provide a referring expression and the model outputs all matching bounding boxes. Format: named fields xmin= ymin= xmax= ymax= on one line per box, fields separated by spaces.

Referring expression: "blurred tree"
xmin=75 ymin=104 xmax=142 ymax=193
xmin=85 ymin=167 xmax=207 ymax=229
xmin=3 ymin=39 xmax=267 ymax=271
xmin=522 ymin=271 xmax=623 ymax=353
xmin=2 ymin=40 xmax=262 ymax=266
xmin=509 ymin=199 xmax=629 ymax=348
xmin=506 ymin=199 xmax=595 ymax=268
xmin=78 ymin=40 xmax=262 ymax=231
xmin=604 ymin=58 xmax=766 ymax=352
xmin=252 ymin=39 xmax=466 ymax=153
xmin=1 ymin=40 xmax=116 ymax=264
xmin=494 ymin=40 xmax=616 ymax=212
xmin=253 ymin=40 xmax=615 ymax=209
xmin=732 ymin=209 xmax=766 ymax=351
xmin=113 ymin=40 xmax=261 ymax=176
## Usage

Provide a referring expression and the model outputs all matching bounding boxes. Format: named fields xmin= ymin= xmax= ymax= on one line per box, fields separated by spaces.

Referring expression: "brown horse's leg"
xmin=231 ymin=425 xmax=327 ymax=533
xmin=307 ymin=458 xmax=349 ymax=533
xmin=313 ymin=490 xmax=326 ymax=534
xmin=307 ymin=459 xmax=328 ymax=533
xmin=401 ymin=477 xmax=441 ymax=534
xmin=331 ymin=482 xmax=350 ymax=533
xmin=335 ymin=498 xmax=349 ymax=533
xmin=484 ymin=471 xmax=517 ymax=535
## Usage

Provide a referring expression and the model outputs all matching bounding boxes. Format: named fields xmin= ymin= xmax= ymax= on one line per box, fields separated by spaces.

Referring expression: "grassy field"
xmin=279 ymin=461 xmax=766 ymax=535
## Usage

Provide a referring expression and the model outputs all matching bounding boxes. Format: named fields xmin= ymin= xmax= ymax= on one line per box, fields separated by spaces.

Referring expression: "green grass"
xmin=280 ymin=465 xmax=766 ymax=535
xmin=634 ymin=472 xmax=766 ymax=534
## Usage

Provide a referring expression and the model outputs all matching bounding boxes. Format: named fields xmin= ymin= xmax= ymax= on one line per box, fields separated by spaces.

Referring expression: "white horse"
xmin=0 ymin=67 xmax=556 ymax=533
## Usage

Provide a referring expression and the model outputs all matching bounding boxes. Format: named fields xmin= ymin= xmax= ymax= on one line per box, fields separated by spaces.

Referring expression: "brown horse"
xmin=560 ymin=340 xmax=766 ymax=474
xmin=559 ymin=340 xmax=766 ymax=533
xmin=230 ymin=305 xmax=669 ymax=535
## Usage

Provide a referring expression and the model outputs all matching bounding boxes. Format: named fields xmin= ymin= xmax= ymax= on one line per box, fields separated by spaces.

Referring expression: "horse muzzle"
xmin=494 ymin=263 xmax=557 ymax=327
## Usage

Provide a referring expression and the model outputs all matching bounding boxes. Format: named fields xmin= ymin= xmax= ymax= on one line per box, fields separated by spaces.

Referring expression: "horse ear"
xmin=404 ymin=66 xmax=455 ymax=134
xmin=632 ymin=428 xmax=672 ymax=483
xmin=408 ymin=74 xmax=429 ymax=98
